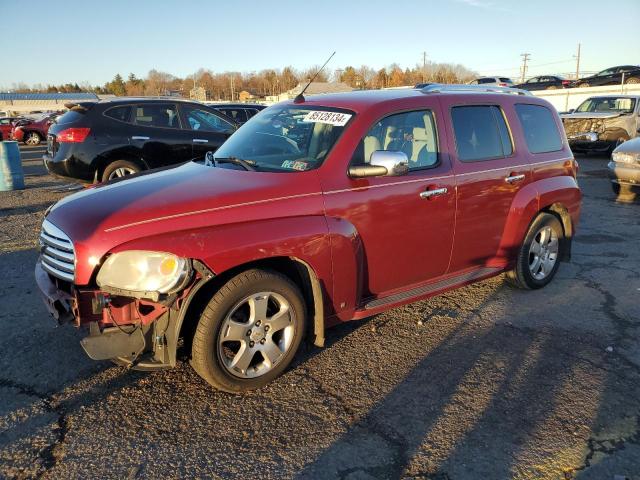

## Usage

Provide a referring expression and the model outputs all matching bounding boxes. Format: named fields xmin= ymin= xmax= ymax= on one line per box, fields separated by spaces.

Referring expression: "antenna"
xmin=294 ymin=51 xmax=336 ymax=103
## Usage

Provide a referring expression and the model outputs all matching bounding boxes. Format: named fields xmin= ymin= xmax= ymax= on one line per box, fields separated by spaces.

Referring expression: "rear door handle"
xmin=420 ymin=187 xmax=448 ymax=199
xmin=505 ymin=174 xmax=525 ymax=184
xmin=131 ymin=136 xmax=149 ymax=141
xmin=192 ymin=138 xmax=209 ymax=143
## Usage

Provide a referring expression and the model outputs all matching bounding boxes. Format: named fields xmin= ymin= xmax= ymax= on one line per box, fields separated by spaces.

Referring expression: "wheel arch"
xmin=94 ymin=150 xmax=148 ymax=181
xmin=176 ymin=256 xmax=326 ymax=361
xmin=541 ymin=202 xmax=573 ymax=261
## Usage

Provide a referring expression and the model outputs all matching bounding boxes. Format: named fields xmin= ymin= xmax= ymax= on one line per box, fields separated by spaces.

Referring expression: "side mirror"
xmin=348 ymin=150 xmax=409 ymax=178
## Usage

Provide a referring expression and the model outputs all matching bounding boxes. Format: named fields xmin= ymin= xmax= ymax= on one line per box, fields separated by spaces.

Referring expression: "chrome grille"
xmin=40 ymin=220 xmax=75 ymax=282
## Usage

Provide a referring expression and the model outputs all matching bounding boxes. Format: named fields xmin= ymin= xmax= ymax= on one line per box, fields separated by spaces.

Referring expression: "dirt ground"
xmin=0 ymin=144 xmax=638 ymax=479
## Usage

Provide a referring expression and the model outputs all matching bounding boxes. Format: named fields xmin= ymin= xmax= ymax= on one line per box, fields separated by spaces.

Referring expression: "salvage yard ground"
xmin=0 ymin=144 xmax=639 ymax=479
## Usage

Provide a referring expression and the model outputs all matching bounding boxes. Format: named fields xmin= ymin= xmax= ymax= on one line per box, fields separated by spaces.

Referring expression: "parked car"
xmin=35 ymin=85 xmax=581 ymax=392
xmin=208 ymin=103 xmax=266 ymax=125
xmin=513 ymin=76 xmax=570 ymax=91
xmin=608 ymin=136 xmax=640 ymax=200
xmin=468 ymin=77 xmax=514 ymax=87
xmin=560 ymin=95 xmax=640 ymax=154
xmin=572 ymin=65 xmax=640 ymax=88
xmin=12 ymin=113 xmax=57 ymax=145
xmin=43 ymin=98 xmax=238 ymax=183
xmin=0 ymin=116 xmax=24 ymax=141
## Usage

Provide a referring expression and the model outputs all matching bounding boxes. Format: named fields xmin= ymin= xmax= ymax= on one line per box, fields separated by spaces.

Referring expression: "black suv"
xmin=208 ymin=103 xmax=266 ymax=125
xmin=573 ymin=65 xmax=640 ymax=88
xmin=44 ymin=98 xmax=237 ymax=183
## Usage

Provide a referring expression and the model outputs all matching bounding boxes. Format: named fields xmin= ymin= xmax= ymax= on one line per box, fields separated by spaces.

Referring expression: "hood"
xmin=561 ymin=112 xmax=623 ymax=120
xmin=49 ymin=162 xmax=319 ymax=240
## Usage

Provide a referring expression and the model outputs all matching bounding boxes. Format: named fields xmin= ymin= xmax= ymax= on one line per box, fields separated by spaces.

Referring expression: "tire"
xmin=577 ymin=82 xmax=590 ymax=88
xmin=610 ymin=138 xmax=626 ymax=155
xmin=612 ymin=182 xmax=636 ymax=201
xmin=546 ymin=85 xmax=558 ymax=90
xmin=24 ymin=131 xmax=41 ymax=145
xmin=101 ymin=160 xmax=141 ymax=182
xmin=506 ymin=213 xmax=564 ymax=290
xmin=190 ymin=269 xmax=306 ymax=392
xmin=625 ymin=77 xmax=640 ymax=84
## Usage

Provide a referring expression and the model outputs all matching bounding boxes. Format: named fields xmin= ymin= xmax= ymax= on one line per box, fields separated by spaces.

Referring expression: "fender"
xmin=495 ymin=175 xmax=581 ymax=267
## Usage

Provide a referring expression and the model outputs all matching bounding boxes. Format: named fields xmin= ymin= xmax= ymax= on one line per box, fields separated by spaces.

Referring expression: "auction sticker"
xmin=281 ymin=160 xmax=310 ymax=171
xmin=302 ymin=111 xmax=352 ymax=126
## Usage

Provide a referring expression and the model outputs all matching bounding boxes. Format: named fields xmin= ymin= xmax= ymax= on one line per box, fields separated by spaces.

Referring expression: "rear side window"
xmin=134 ymin=104 xmax=180 ymax=129
xmin=104 ymin=106 xmax=131 ymax=123
xmin=499 ymin=78 xmax=511 ymax=83
xmin=56 ymin=110 xmax=86 ymax=124
xmin=478 ymin=78 xmax=495 ymax=84
xmin=515 ymin=104 xmax=563 ymax=154
xmin=220 ymin=108 xmax=247 ymax=123
xmin=451 ymin=106 xmax=513 ymax=161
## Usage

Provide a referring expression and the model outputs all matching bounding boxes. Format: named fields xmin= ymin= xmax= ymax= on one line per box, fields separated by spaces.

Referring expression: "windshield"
xmin=575 ymin=97 xmax=636 ymax=114
xmin=211 ymin=105 xmax=354 ymax=172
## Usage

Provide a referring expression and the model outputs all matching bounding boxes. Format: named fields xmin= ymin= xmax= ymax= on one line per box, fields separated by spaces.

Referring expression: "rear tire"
xmin=101 ymin=160 xmax=141 ymax=182
xmin=625 ymin=77 xmax=640 ymax=84
xmin=190 ymin=269 xmax=306 ymax=392
xmin=577 ymin=82 xmax=590 ymax=88
xmin=506 ymin=213 xmax=564 ymax=290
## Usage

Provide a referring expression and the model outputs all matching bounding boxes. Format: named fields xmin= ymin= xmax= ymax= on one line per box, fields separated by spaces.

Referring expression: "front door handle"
xmin=420 ymin=187 xmax=448 ymax=199
xmin=131 ymin=136 xmax=150 ymax=141
xmin=505 ymin=174 xmax=525 ymax=184
xmin=193 ymin=138 xmax=209 ymax=143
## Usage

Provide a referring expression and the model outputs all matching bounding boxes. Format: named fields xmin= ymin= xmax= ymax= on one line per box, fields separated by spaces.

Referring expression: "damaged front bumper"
xmin=34 ymin=259 xmax=212 ymax=370
xmin=567 ymin=132 xmax=613 ymax=152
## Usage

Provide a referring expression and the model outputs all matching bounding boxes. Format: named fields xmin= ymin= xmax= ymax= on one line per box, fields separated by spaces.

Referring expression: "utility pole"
xmin=574 ymin=43 xmax=581 ymax=81
xmin=520 ymin=53 xmax=531 ymax=83
xmin=230 ymin=75 xmax=235 ymax=101
xmin=422 ymin=51 xmax=427 ymax=83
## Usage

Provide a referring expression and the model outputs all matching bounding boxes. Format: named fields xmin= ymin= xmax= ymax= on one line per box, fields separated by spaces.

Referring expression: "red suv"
xmin=35 ymin=85 xmax=581 ymax=392
xmin=12 ymin=113 xmax=57 ymax=145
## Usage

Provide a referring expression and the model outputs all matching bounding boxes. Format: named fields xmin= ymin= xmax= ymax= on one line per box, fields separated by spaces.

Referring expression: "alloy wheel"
xmin=528 ymin=226 xmax=559 ymax=280
xmin=218 ymin=291 xmax=295 ymax=378
xmin=25 ymin=133 xmax=40 ymax=145
xmin=108 ymin=167 xmax=136 ymax=179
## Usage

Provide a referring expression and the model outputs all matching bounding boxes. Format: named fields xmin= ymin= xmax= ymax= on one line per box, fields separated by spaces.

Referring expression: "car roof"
xmin=279 ymin=87 xmax=540 ymax=113
xmin=208 ymin=103 xmax=265 ymax=108
xmin=96 ymin=97 xmax=205 ymax=105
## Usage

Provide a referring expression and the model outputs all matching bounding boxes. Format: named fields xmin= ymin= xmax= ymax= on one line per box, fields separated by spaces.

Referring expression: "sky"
xmin=1 ymin=0 xmax=639 ymax=88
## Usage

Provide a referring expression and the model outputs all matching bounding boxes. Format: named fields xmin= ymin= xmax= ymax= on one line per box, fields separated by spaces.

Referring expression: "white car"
xmin=468 ymin=77 xmax=514 ymax=87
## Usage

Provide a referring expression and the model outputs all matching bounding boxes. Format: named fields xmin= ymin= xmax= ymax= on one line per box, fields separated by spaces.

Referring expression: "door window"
xmin=219 ymin=108 xmax=248 ymax=123
xmin=352 ymin=110 xmax=438 ymax=170
xmin=134 ymin=104 xmax=179 ymax=129
xmin=451 ymin=106 xmax=513 ymax=161
xmin=183 ymin=107 xmax=235 ymax=133
xmin=515 ymin=104 xmax=563 ymax=154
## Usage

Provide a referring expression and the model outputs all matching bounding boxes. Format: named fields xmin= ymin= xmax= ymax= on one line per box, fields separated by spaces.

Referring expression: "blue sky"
xmin=2 ymin=0 xmax=638 ymax=88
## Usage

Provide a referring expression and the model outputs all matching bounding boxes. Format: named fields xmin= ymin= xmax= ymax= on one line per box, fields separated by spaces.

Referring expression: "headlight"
xmin=612 ymin=151 xmax=640 ymax=164
xmin=96 ymin=251 xmax=190 ymax=295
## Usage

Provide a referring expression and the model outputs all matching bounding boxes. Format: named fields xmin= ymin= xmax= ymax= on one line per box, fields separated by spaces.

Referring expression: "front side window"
xmin=183 ymin=107 xmax=234 ymax=133
xmin=134 ymin=104 xmax=179 ymax=129
xmin=219 ymin=108 xmax=248 ymax=123
xmin=451 ymin=105 xmax=513 ymax=161
xmin=212 ymin=106 xmax=353 ymax=172
xmin=351 ymin=110 xmax=438 ymax=170
xmin=515 ymin=104 xmax=563 ymax=154
xmin=575 ymin=97 xmax=636 ymax=114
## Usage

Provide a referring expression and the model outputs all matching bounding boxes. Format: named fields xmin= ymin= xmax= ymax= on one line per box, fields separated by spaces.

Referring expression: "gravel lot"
xmin=0 ymin=144 xmax=639 ymax=479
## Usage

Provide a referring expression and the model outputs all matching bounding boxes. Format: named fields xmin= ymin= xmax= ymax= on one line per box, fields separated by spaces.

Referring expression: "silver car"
xmin=608 ymin=137 xmax=640 ymax=200
xmin=468 ymin=77 xmax=514 ymax=87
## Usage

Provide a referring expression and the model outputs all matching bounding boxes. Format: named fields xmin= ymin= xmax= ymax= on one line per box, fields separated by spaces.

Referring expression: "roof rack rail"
xmin=419 ymin=83 xmax=533 ymax=96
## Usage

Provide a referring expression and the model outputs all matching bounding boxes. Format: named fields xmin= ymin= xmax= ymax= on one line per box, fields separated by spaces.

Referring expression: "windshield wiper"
xmin=214 ymin=156 xmax=257 ymax=171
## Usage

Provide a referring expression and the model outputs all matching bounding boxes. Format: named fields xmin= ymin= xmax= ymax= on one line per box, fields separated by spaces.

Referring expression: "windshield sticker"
xmin=302 ymin=111 xmax=352 ymax=126
xmin=281 ymin=160 xmax=309 ymax=171
xmin=204 ymin=151 xmax=216 ymax=166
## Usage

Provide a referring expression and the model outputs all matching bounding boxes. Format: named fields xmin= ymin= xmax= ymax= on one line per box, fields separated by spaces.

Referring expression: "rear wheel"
xmin=546 ymin=85 xmax=558 ymax=90
xmin=102 ymin=160 xmax=141 ymax=182
xmin=577 ymin=82 xmax=590 ymax=88
xmin=625 ymin=77 xmax=640 ymax=84
xmin=190 ymin=269 xmax=306 ymax=392
xmin=506 ymin=213 xmax=564 ymax=289
xmin=24 ymin=131 xmax=41 ymax=145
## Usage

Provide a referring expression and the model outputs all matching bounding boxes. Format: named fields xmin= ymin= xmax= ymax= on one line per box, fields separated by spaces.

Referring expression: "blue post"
xmin=0 ymin=141 xmax=24 ymax=191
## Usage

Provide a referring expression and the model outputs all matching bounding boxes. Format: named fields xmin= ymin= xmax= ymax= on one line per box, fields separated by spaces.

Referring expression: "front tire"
xmin=190 ymin=269 xmax=306 ymax=392
xmin=625 ymin=77 xmax=640 ymax=84
xmin=506 ymin=213 xmax=564 ymax=289
xmin=24 ymin=131 xmax=42 ymax=145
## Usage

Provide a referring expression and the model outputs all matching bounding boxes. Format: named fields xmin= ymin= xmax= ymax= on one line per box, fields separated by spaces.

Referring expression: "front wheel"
xmin=24 ymin=132 xmax=42 ymax=145
xmin=625 ymin=77 xmax=640 ymax=84
xmin=190 ymin=269 xmax=306 ymax=392
xmin=506 ymin=213 xmax=564 ymax=289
